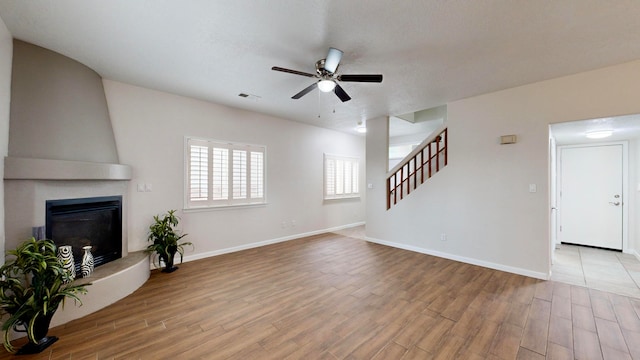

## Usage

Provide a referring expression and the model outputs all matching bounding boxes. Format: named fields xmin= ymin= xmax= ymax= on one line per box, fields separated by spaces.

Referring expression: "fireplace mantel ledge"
xmin=4 ymin=156 xmax=132 ymax=180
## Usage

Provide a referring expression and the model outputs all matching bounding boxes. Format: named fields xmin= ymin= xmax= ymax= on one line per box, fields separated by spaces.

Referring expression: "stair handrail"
xmin=386 ymin=124 xmax=448 ymax=209
xmin=386 ymin=123 xmax=448 ymax=177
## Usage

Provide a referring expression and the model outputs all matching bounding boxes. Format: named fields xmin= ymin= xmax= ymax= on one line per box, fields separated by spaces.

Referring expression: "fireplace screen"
xmin=46 ymin=196 xmax=122 ymax=273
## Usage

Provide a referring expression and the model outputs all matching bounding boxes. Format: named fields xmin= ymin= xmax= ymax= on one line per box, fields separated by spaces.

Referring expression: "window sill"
xmin=184 ymin=202 xmax=268 ymax=212
xmin=324 ymin=196 xmax=361 ymax=201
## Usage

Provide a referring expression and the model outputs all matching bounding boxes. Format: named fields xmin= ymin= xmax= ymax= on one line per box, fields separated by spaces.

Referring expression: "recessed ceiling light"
xmin=586 ymin=130 xmax=613 ymax=139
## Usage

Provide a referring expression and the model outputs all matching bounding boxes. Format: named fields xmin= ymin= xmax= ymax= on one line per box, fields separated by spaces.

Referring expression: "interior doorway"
xmin=549 ymin=114 xmax=640 ymax=293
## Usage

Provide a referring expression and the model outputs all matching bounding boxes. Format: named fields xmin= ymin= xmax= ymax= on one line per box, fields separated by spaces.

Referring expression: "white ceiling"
xmin=551 ymin=114 xmax=640 ymax=146
xmin=2 ymin=1 xmax=640 ymax=134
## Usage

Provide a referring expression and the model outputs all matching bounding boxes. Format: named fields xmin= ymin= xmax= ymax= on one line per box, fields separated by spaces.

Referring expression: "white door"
xmin=559 ymin=144 xmax=623 ymax=250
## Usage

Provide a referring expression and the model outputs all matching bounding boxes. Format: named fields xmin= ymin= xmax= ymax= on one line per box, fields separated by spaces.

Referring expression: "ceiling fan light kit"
xmin=272 ymin=47 xmax=383 ymax=102
xmin=318 ymin=79 xmax=336 ymax=92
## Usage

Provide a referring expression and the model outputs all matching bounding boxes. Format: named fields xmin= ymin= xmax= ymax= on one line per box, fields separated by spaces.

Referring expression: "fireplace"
xmin=46 ymin=196 xmax=123 ymax=273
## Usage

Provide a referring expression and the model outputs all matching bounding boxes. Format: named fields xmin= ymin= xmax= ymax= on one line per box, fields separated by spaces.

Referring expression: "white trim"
xmin=629 ymin=249 xmax=640 ymax=263
xmin=180 ymin=222 xmax=366 ymax=264
xmin=173 ymin=222 xmax=550 ymax=280
xmin=183 ymin=202 xmax=268 ymax=213
xmin=364 ymin=236 xmax=550 ymax=280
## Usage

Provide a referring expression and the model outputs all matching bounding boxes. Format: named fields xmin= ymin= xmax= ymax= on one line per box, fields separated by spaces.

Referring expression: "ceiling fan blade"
xmin=292 ymin=82 xmax=318 ymax=99
xmin=272 ymin=66 xmax=316 ymax=78
xmin=324 ymin=48 xmax=343 ymax=73
xmin=334 ymin=84 xmax=351 ymax=102
xmin=337 ymin=74 xmax=383 ymax=83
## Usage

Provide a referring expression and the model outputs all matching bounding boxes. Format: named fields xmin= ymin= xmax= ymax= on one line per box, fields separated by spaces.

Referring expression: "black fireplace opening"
xmin=46 ymin=196 xmax=122 ymax=273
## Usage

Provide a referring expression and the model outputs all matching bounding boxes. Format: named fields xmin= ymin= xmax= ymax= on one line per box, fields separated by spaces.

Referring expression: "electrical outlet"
xmin=440 ymin=233 xmax=447 ymax=241
xmin=137 ymin=184 xmax=144 ymax=192
xmin=291 ymin=220 xmax=296 ymax=228
xmin=145 ymin=183 xmax=153 ymax=192
xmin=281 ymin=221 xmax=287 ymax=229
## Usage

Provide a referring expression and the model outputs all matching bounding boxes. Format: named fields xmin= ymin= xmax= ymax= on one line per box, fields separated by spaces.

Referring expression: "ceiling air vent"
xmin=238 ymin=93 xmax=261 ymax=102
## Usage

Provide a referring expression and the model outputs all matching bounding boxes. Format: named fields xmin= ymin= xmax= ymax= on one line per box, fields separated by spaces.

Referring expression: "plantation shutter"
xmin=324 ymin=154 xmax=360 ymax=200
xmin=187 ymin=139 xmax=209 ymax=207
xmin=186 ymin=137 xmax=266 ymax=208
xmin=251 ymin=151 xmax=264 ymax=199
xmin=212 ymin=147 xmax=229 ymax=201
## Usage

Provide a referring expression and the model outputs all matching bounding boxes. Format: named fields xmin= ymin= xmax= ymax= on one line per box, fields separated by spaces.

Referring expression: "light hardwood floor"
xmin=3 ymin=232 xmax=640 ymax=359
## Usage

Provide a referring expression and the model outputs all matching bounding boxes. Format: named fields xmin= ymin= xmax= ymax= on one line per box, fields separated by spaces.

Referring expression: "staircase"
xmin=387 ymin=127 xmax=448 ymax=209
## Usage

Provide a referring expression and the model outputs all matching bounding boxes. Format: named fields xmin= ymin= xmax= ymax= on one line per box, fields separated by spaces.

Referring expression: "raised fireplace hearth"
xmin=46 ymin=196 xmax=123 ymax=272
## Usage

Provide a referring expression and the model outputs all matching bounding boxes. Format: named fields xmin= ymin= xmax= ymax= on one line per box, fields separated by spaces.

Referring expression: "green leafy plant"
xmin=146 ymin=210 xmax=192 ymax=272
xmin=0 ymin=238 xmax=89 ymax=353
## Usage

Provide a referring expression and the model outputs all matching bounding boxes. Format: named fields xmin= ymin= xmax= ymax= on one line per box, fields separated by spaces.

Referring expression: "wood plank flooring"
xmin=2 ymin=232 xmax=640 ymax=359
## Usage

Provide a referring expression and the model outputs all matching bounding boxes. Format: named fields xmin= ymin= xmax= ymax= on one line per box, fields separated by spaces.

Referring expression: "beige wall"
xmin=9 ymin=41 xmax=118 ymax=163
xmin=366 ymin=59 xmax=640 ymax=278
xmin=104 ymin=80 xmax=365 ymax=258
xmin=0 ymin=17 xmax=11 ymax=262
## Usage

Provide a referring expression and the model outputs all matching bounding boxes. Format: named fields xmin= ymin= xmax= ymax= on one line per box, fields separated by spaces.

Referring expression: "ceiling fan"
xmin=272 ymin=47 xmax=383 ymax=102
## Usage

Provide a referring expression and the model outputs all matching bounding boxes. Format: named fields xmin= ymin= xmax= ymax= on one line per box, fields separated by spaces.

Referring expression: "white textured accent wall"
xmin=104 ymin=80 xmax=365 ymax=256
xmin=9 ymin=41 xmax=119 ymax=163
xmin=366 ymin=60 xmax=640 ymax=278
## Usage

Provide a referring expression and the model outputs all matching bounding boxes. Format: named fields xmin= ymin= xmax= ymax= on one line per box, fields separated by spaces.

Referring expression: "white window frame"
xmin=185 ymin=136 xmax=266 ymax=209
xmin=324 ymin=154 xmax=360 ymax=200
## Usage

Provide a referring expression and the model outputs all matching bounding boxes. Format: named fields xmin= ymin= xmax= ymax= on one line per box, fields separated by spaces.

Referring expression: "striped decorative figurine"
xmin=81 ymin=245 xmax=94 ymax=278
xmin=57 ymin=245 xmax=75 ymax=282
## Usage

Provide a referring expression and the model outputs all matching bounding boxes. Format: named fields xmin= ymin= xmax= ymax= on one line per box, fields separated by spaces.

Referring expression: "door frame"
xmin=549 ymin=135 xmax=557 ymax=266
xmin=556 ymin=141 xmax=629 ymax=252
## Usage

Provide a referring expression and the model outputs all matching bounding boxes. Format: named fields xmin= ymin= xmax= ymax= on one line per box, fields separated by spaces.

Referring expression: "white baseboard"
xmin=630 ymin=249 xmax=640 ymax=262
xmin=180 ymin=222 xmax=366 ymax=264
xmin=176 ymin=223 xmax=549 ymax=281
xmin=365 ymin=236 xmax=550 ymax=280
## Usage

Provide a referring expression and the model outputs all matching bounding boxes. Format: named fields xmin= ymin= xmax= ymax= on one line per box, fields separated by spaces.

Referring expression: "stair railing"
xmin=387 ymin=126 xmax=447 ymax=209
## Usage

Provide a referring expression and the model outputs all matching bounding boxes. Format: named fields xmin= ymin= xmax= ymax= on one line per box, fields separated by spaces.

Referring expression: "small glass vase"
xmin=81 ymin=245 xmax=94 ymax=278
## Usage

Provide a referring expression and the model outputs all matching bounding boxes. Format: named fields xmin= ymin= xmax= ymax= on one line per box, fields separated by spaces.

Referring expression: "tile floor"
xmin=335 ymin=226 xmax=640 ymax=299
xmin=551 ymin=243 xmax=640 ymax=298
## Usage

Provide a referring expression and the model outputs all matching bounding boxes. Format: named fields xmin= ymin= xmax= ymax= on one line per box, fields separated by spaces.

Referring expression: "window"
xmin=186 ymin=137 xmax=266 ymax=208
xmin=324 ymin=154 xmax=360 ymax=199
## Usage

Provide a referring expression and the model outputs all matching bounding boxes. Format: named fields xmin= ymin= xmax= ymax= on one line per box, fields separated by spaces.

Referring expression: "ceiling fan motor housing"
xmin=316 ymin=59 xmax=336 ymax=76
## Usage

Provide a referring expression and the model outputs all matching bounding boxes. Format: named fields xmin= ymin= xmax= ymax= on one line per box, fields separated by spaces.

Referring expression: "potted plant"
xmin=146 ymin=210 xmax=192 ymax=273
xmin=0 ymin=238 xmax=89 ymax=354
